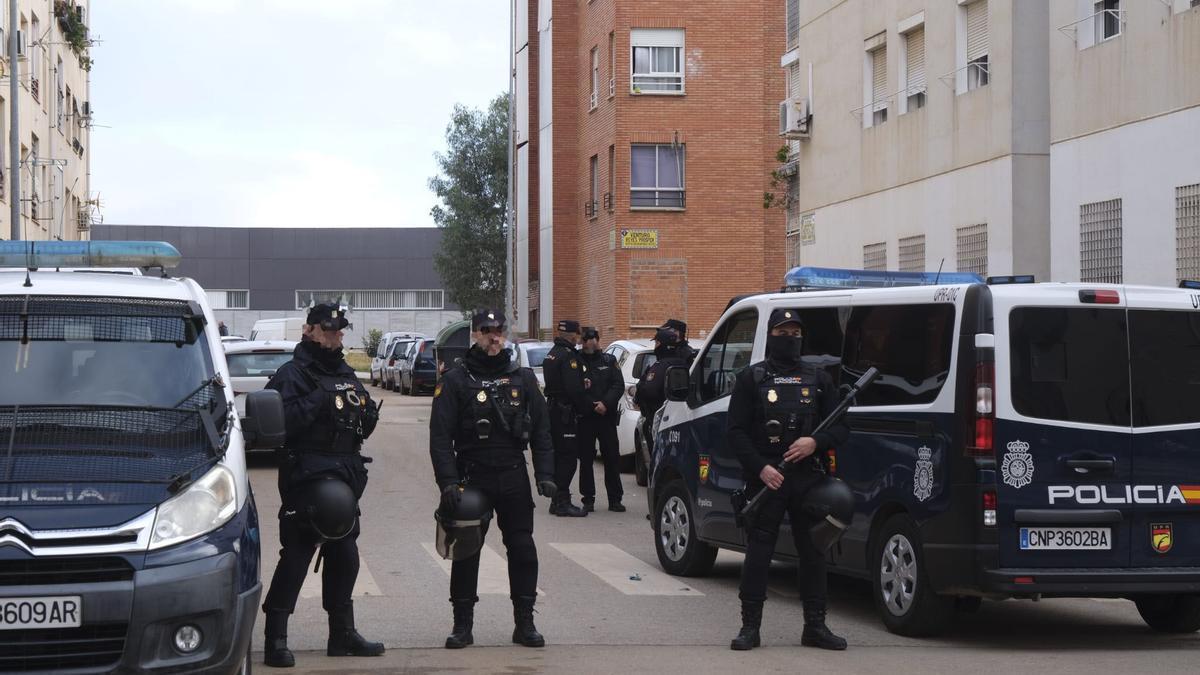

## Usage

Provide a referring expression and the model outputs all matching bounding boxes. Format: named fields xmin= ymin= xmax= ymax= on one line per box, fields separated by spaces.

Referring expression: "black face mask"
xmin=767 ymin=334 xmax=803 ymax=365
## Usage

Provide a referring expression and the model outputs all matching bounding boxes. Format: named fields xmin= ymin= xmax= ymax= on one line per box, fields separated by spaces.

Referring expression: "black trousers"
xmin=738 ymin=469 xmax=827 ymax=607
xmin=577 ymin=415 xmax=623 ymax=503
xmin=451 ymin=464 xmax=539 ymax=600
xmin=548 ymin=399 xmax=579 ymax=498
xmin=263 ymin=506 xmax=360 ymax=614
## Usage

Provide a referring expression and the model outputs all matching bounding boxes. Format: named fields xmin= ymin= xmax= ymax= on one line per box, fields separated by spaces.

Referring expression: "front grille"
xmin=0 ymin=557 xmax=134 ymax=586
xmin=0 ymin=623 xmax=126 ymax=672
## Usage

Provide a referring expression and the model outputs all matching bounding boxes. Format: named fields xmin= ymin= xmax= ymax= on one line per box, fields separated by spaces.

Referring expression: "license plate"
xmin=0 ymin=596 xmax=82 ymax=630
xmin=1020 ymin=527 xmax=1112 ymax=550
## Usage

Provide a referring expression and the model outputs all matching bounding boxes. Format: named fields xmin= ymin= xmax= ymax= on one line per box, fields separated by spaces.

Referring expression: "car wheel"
xmin=1136 ymin=595 xmax=1200 ymax=633
xmin=871 ymin=513 xmax=954 ymax=637
xmin=634 ymin=431 xmax=649 ymax=487
xmin=401 ymin=377 xmax=410 ymax=395
xmin=653 ymin=479 xmax=716 ymax=577
xmin=370 ymin=373 xmax=378 ymax=387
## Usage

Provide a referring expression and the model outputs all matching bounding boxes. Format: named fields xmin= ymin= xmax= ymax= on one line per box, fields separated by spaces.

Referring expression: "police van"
xmin=0 ymin=241 xmax=285 ymax=673
xmin=648 ymin=266 xmax=1200 ymax=637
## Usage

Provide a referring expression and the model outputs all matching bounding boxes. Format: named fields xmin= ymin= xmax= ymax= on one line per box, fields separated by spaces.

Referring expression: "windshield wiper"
xmin=172 ymin=375 xmax=223 ymax=409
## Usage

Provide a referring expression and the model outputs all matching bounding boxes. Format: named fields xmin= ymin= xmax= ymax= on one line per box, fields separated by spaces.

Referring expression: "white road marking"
xmin=421 ymin=542 xmax=545 ymax=596
xmin=549 ymin=543 xmax=703 ymax=596
xmin=299 ymin=556 xmax=382 ymax=598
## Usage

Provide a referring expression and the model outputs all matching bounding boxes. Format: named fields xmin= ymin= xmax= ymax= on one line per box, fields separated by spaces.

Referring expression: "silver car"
xmin=223 ymin=339 xmax=298 ymax=419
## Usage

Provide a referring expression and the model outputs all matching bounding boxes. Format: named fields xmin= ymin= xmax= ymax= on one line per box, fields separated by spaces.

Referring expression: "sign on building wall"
xmin=620 ymin=229 xmax=659 ymax=249
xmin=801 ymin=213 xmax=816 ymax=245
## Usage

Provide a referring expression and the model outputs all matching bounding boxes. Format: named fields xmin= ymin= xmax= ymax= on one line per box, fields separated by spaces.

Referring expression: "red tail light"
xmin=966 ymin=360 xmax=994 ymax=457
xmin=982 ymin=490 xmax=997 ymax=527
xmin=1079 ymin=289 xmax=1120 ymax=304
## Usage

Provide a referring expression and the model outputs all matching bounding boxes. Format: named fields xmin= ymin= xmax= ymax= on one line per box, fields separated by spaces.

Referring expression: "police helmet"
xmin=435 ymin=485 xmax=493 ymax=561
xmin=802 ymin=476 xmax=856 ymax=551
xmin=302 ymin=478 xmax=358 ymax=541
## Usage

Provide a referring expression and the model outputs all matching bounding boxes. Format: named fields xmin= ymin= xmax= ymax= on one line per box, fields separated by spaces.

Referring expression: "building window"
xmin=607 ymin=32 xmax=616 ymax=98
xmin=606 ymin=144 xmax=615 ymax=211
xmin=587 ymin=155 xmax=599 ymax=219
xmin=590 ymin=47 xmax=600 ymax=110
xmin=631 ymin=143 xmax=685 ymax=209
xmin=1080 ymin=198 xmax=1123 ymax=283
xmin=55 ymin=56 xmax=64 ymax=131
xmin=902 ymin=25 xmax=925 ymax=112
xmin=296 ymin=290 xmax=445 ymax=311
xmin=866 ymin=38 xmax=888 ymax=127
xmin=957 ymin=224 xmax=988 ymax=276
xmin=1095 ymin=0 xmax=1121 ymax=43
xmin=965 ymin=0 xmax=989 ymax=91
xmin=898 ymin=235 xmax=926 ymax=272
xmin=631 ymin=29 xmax=684 ymax=94
xmin=1177 ymin=184 xmax=1200 ymax=284
xmin=785 ymin=181 xmax=802 ymax=268
xmin=863 ymin=241 xmax=887 ymax=271
xmin=29 ymin=15 xmax=40 ymax=104
xmin=786 ymin=0 xmax=800 ymax=51
xmin=206 ymin=290 xmax=249 ymax=310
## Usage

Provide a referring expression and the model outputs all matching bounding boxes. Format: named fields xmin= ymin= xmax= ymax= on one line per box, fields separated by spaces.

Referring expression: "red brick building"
xmin=508 ymin=0 xmax=786 ymax=340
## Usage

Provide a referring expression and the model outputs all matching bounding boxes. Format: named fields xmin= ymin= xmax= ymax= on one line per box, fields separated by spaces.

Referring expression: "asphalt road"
xmin=246 ymin=386 xmax=1200 ymax=673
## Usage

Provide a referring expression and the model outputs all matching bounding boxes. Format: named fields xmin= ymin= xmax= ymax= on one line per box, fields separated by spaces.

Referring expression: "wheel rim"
xmin=880 ymin=532 xmax=918 ymax=617
xmin=659 ymin=495 xmax=690 ymax=562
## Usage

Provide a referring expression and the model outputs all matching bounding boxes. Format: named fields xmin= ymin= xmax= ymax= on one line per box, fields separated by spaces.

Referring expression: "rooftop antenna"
xmin=933 ymin=257 xmax=946 ymax=285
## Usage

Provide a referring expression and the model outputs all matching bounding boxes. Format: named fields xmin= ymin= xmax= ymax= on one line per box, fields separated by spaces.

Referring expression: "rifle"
xmin=738 ymin=367 xmax=879 ymax=522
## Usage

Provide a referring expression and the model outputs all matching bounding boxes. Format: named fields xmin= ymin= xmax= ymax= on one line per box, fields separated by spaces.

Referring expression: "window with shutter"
xmin=966 ymin=0 xmax=989 ymax=91
xmin=871 ymin=46 xmax=887 ymax=125
xmin=905 ymin=26 xmax=925 ymax=111
xmin=786 ymin=0 xmax=800 ymax=50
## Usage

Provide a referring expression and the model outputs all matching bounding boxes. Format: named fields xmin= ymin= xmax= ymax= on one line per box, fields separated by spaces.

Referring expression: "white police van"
xmin=649 ymin=267 xmax=1200 ymax=637
xmin=0 ymin=241 xmax=285 ymax=673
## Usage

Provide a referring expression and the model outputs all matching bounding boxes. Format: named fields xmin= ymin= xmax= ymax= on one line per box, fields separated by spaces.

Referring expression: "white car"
xmin=224 ymin=340 xmax=298 ymax=418
xmin=382 ymin=337 xmax=420 ymax=391
xmin=511 ymin=340 xmax=554 ymax=389
xmin=371 ymin=331 xmax=424 ymax=387
xmin=603 ymin=338 xmax=656 ymax=485
xmin=221 ymin=335 xmax=247 ymax=344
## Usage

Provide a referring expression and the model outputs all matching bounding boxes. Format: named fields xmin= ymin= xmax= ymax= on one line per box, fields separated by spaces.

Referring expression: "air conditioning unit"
xmin=779 ymin=98 xmax=811 ymax=140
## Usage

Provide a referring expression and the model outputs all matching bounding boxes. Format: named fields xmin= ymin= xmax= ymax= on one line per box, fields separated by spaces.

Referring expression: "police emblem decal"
xmin=1152 ymin=523 xmax=1173 ymax=553
xmin=699 ymin=456 xmax=710 ymax=483
xmin=334 ymin=395 xmax=344 ymax=410
xmin=476 ymin=391 xmax=488 ymax=403
xmin=1001 ymin=440 xmax=1034 ymax=489
xmin=913 ymin=446 xmax=934 ymax=502
xmin=767 ymin=389 xmax=778 ymax=403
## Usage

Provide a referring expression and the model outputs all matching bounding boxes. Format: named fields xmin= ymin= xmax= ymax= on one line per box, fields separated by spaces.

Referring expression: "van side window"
xmin=697 ymin=310 xmax=758 ymax=403
xmin=1130 ymin=310 xmax=1200 ymax=427
xmin=843 ymin=304 xmax=956 ymax=406
xmin=798 ymin=306 xmax=849 ymax=383
xmin=1009 ymin=307 xmax=1130 ymax=426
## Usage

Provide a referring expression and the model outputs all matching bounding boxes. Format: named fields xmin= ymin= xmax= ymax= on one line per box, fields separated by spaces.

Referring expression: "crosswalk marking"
xmin=549 ymin=543 xmax=703 ymax=596
xmin=299 ymin=556 xmax=382 ymax=599
xmin=421 ymin=542 xmax=545 ymax=596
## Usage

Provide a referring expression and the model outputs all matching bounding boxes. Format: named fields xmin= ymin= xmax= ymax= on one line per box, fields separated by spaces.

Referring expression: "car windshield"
xmin=392 ymin=340 xmax=414 ymax=358
xmin=227 ymin=351 xmax=292 ymax=378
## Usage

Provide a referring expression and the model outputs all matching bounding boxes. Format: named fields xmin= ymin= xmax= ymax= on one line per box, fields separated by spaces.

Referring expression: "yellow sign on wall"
xmin=620 ymin=229 xmax=659 ymax=249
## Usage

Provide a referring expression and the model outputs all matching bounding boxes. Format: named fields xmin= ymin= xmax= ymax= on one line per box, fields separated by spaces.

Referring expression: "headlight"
xmin=149 ymin=464 xmax=238 ymax=550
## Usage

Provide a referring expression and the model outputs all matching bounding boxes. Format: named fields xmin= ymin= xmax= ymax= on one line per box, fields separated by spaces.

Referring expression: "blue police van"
xmin=0 ymin=242 xmax=285 ymax=673
xmin=647 ymin=267 xmax=1200 ymax=636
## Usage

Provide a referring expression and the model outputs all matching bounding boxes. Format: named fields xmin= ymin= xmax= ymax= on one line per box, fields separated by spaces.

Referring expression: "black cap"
xmin=472 ymin=309 xmax=506 ymax=331
xmin=654 ymin=327 xmax=680 ymax=345
xmin=557 ymin=319 xmax=581 ymax=334
xmin=306 ymin=303 xmax=350 ymax=330
xmin=660 ymin=319 xmax=688 ymax=338
xmin=768 ymin=308 xmax=804 ymax=330
xmin=582 ymin=326 xmax=600 ymax=340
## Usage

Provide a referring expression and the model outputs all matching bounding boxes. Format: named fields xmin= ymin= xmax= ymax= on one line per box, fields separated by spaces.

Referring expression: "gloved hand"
xmin=536 ymin=481 xmax=557 ymax=500
xmin=440 ymin=484 xmax=461 ymax=513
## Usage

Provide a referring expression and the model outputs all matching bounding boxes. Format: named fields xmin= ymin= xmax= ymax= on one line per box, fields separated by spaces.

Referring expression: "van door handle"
xmin=1062 ymin=455 xmax=1115 ymax=474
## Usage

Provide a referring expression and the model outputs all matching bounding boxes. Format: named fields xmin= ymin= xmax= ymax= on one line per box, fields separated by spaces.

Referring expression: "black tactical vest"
xmin=307 ymin=368 xmax=370 ymax=454
xmin=453 ymin=365 xmax=533 ymax=467
xmin=750 ymin=363 xmax=821 ymax=461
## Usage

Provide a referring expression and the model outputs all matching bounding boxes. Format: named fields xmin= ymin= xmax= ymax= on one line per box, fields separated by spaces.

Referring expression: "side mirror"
xmin=665 ymin=366 xmax=690 ymax=402
xmin=243 ymin=389 xmax=287 ymax=449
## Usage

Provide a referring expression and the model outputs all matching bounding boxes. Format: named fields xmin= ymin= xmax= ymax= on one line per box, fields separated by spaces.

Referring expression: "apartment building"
xmin=1048 ymin=1 xmax=1200 ymax=285
xmin=508 ymin=0 xmax=786 ymax=339
xmin=780 ymin=0 xmax=1051 ymax=280
xmin=0 ymin=1 xmax=92 ymax=242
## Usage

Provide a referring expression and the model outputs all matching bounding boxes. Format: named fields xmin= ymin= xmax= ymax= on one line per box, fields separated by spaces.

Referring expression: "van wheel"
xmin=871 ymin=513 xmax=954 ymax=637
xmin=1135 ymin=595 xmax=1200 ymax=633
xmin=634 ymin=431 xmax=649 ymax=487
xmin=653 ymin=480 xmax=716 ymax=577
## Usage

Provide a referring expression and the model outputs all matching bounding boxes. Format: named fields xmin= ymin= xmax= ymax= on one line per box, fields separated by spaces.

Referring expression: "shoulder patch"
xmin=434 ymin=383 xmax=442 ymax=398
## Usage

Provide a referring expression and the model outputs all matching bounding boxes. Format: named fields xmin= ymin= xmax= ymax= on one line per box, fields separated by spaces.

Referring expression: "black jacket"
xmin=727 ymin=360 xmax=849 ymax=479
xmin=634 ymin=346 xmax=686 ymax=417
xmin=541 ymin=338 xmax=591 ymax=415
xmin=429 ymin=346 xmax=554 ymax=489
xmin=579 ymin=350 xmax=624 ymax=422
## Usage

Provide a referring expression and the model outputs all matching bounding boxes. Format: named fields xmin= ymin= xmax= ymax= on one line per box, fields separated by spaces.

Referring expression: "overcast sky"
xmin=91 ymin=0 xmax=508 ymax=228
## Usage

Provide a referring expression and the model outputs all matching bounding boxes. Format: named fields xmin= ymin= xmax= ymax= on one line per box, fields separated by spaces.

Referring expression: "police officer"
xmin=261 ymin=303 xmax=384 ymax=668
xmin=540 ymin=319 xmax=590 ymax=517
xmin=659 ymin=318 xmax=698 ymax=366
xmin=633 ymin=325 xmax=689 ymax=458
xmin=429 ymin=309 xmax=555 ymax=648
xmin=576 ymin=327 xmax=625 ymax=512
xmin=727 ymin=309 xmax=850 ymax=652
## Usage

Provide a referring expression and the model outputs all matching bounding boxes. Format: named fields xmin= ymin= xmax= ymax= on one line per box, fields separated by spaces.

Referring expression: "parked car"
xmin=224 ymin=340 xmax=298 ymax=419
xmin=603 ymin=339 xmax=656 ymax=485
xmin=370 ymin=332 xmax=425 ymax=387
xmin=382 ymin=337 xmax=418 ymax=391
xmin=401 ymin=338 xmax=439 ymax=395
xmin=249 ymin=317 xmax=304 ymax=341
xmin=433 ymin=319 xmax=471 ymax=382
xmin=221 ymin=335 xmax=247 ymax=344
xmin=511 ymin=339 xmax=554 ymax=389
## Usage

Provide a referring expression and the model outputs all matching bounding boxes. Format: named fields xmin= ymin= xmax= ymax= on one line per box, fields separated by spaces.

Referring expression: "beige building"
xmin=0 ymin=0 xmax=92 ymax=242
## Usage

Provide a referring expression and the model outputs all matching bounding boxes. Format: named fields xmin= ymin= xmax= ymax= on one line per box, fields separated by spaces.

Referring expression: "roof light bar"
xmin=986 ymin=275 xmax=1036 ymax=285
xmin=1179 ymin=279 xmax=1200 ymax=290
xmin=1079 ymin=289 xmax=1121 ymax=305
xmin=0 ymin=241 xmax=181 ymax=270
xmin=784 ymin=266 xmax=983 ymax=291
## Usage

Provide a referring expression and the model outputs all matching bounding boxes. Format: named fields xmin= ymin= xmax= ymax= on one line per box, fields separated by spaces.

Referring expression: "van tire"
xmin=1135 ymin=595 xmax=1200 ymax=633
xmin=871 ymin=513 xmax=954 ymax=637
xmin=653 ymin=480 xmax=716 ymax=577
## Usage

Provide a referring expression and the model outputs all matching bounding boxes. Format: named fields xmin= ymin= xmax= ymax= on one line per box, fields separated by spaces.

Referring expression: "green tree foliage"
xmin=429 ymin=94 xmax=509 ymax=313
xmin=362 ymin=328 xmax=383 ymax=356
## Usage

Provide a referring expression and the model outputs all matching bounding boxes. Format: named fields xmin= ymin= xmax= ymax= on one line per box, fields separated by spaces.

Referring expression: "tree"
xmin=429 ymin=94 xmax=509 ymax=313
xmin=361 ymin=328 xmax=383 ymax=356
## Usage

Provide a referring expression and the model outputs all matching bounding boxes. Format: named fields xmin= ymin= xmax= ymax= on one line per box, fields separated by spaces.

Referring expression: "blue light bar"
xmin=784 ymin=266 xmax=983 ymax=291
xmin=1180 ymin=279 xmax=1200 ymax=290
xmin=0 ymin=241 xmax=181 ymax=270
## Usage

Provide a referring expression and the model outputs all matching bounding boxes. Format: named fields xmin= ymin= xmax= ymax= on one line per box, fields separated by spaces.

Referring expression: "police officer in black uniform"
xmin=576 ymin=326 xmax=626 ymax=512
xmin=429 ymin=309 xmax=556 ymax=649
xmin=727 ymin=309 xmax=850 ymax=652
xmin=660 ymin=318 xmax=698 ymax=366
xmin=633 ymin=325 xmax=688 ymax=459
xmin=261 ymin=303 xmax=385 ymax=668
xmin=540 ymin=319 xmax=590 ymax=517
